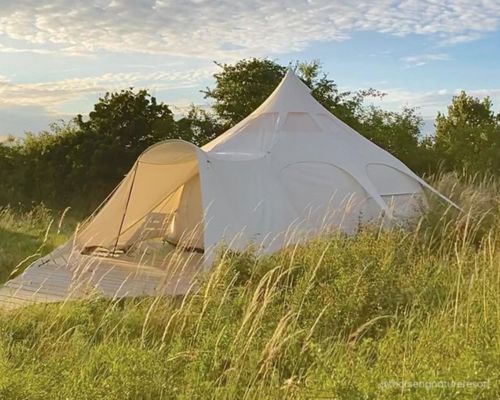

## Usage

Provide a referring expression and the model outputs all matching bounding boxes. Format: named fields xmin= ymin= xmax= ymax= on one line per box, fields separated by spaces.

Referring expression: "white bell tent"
xmin=0 ymin=70 xmax=458 ymax=308
xmin=75 ymin=69 xmax=456 ymax=262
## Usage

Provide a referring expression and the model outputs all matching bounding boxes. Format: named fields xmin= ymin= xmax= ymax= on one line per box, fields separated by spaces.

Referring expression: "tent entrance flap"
xmin=76 ymin=141 xmax=205 ymax=253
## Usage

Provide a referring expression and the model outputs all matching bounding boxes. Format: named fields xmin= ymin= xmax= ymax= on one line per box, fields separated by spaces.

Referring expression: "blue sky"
xmin=0 ymin=0 xmax=499 ymax=139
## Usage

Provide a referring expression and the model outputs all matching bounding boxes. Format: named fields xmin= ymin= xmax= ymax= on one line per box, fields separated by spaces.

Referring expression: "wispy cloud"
xmin=0 ymin=1 xmax=499 ymax=58
xmin=0 ymin=0 xmax=499 ymax=136
xmin=0 ymin=65 xmax=215 ymax=135
xmin=371 ymin=87 xmax=500 ymax=119
xmin=0 ymin=44 xmax=55 ymax=54
xmin=0 ymin=68 xmax=214 ymax=112
xmin=401 ymin=53 xmax=451 ymax=68
xmin=438 ymin=32 xmax=484 ymax=45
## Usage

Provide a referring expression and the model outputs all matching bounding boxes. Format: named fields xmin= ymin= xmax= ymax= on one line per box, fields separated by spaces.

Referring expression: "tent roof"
xmin=202 ymin=69 xmax=328 ymax=155
xmin=250 ymin=68 xmax=326 ymax=115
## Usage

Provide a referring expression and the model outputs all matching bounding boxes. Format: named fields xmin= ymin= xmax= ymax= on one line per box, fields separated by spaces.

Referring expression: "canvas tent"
xmin=0 ymin=70 xmax=458 ymax=309
xmin=75 ymin=69 xmax=456 ymax=262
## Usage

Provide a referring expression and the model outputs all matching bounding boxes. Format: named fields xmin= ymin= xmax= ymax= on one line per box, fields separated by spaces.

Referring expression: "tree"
xmin=356 ymin=106 xmax=426 ymax=172
xmin=7 ymin=59 xmax=497 ymax=214
xmin=72 ymin=89 xmax=178 ymax=207
xmin=0 ymin=90 xmax=186 ymax=211
xmin=74 ymin=88 xmax=176 ymax=168
xmin=203 ymin=58 xmax=369 ymax=128
xmin=434 ymin=91 xmax=500 ymax=175
xmin=0 ymin=88 xmax=226 ymax=211
xmin=295 ymin=60 xmax=378 ymax=128
xmin=0 ymin=138 xmax=23 ymax=205
xmin=203 ymin=59 xmax=286 ymax=127
xmin=175 ymin=106 xmax=224 ymax=147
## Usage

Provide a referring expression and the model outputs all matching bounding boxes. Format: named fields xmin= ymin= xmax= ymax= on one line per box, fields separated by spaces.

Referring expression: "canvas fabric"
xmin=75 ymin=71 xmax=456 ymax=264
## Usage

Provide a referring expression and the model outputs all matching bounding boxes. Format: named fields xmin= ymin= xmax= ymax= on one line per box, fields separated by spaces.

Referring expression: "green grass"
xmin=0 ymin=174 xmax=498 ymax=399
xmin=0 ymin=205 xmax=72 ymax=283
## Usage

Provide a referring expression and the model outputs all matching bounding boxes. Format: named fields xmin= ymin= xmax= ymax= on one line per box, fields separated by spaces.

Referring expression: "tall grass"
xmin=0 ymin=174 xmax=498 ymax=399
xmin=0 ymin=205 xmax=72 ymax=283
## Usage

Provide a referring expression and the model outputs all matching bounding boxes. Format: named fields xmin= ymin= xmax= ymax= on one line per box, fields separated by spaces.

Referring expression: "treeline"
xmin=0 ymin=59 xmax=498 ymax=213
xmin=0 ymin=91 xmax=221 ymax=212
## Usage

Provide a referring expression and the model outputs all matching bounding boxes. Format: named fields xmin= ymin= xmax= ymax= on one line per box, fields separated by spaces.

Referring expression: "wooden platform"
xmin=0 ymin=246 xmax=204 ymax=310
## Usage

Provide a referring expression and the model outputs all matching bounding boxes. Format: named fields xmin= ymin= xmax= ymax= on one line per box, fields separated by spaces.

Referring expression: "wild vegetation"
xmin=0 ymin=58 xmax=499 ymax=399
xmin=0 ymin=174 xmax=498 ymax=399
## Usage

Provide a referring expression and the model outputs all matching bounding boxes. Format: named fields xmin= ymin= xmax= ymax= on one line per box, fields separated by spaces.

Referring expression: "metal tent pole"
xmin=112 ymin=162 xmax=139 ymax=255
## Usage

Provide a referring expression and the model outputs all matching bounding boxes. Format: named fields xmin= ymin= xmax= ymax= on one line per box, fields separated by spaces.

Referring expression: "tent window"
xmin=281 ymin=112 xmax=322 ymax=132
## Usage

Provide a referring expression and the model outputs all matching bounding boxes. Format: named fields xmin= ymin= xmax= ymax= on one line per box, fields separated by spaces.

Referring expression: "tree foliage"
xmin=175 ymin=106 xmax=224 ymax=146
xmin=0 ymin=58 xmax=497 ymax=213
xmin=0 ymin=90 xmax=186 ymax=210
xmin=434 ymin=91 xmax=500 ymax=175
xmin=203 ymin=58 xmax=286 ymax=127
xmin=71 ymin=89 xmax=177 ymax=204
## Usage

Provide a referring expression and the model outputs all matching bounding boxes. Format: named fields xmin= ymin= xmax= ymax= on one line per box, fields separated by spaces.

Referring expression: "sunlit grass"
xmin=0 ymin=205 xmax=73 ymax=283
xmin=0 ymin=173 xmax=498 ymax=399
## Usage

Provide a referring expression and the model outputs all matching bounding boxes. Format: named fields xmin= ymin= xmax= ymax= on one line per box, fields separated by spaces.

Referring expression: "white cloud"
xmin=167 ymin=99 xmax=213 ymax=119
xmin=0 ymin=67 xmax=213 ymax=112
xmin=371 ymin=87 xmax=500 ymax=119
xmin=438 ymin=32 xmax=484 ymax=45
xmin=0 ymin=44 xmax=55 ymax=54
xmin=0 ymin=0 xmax=499 ymax=135
xmin=401 ymin=53 xmax=451 ymax=67
xmin=0 ymin=0 xmax=498 ymax=58
xmin=0 ymin=65 xmax=215 ymax=135
xmin=462 ymin=88 xmax=500 ymax=98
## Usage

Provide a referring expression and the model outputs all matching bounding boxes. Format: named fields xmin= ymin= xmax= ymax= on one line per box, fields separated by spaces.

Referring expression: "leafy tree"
xmin=0 ymin=90 xmax=186 ymax=211
xmin=72 ymin=89 xmax=177 ymax=207
xmin=434 ymin=91 xmax=500 ymax=175
xmin=74 ymin=89 xmax=176 ymax=168
xmin=295 ymin=60 xmax=382 ymax=128
xmin=356 ymin=106 xmax=426 ymax=172
xmin=0 ymin=89 xmax=225 ymax=211
xmin=203 ymin=59 xmax=286 ymax=127
xmin=203 ymin=58 xmax=370 ymax=128
xmin=175 ymin=106 xmax=224 ymax=147
xmin=0 ymin=138 xmax=23 ymax=205
xmin=4 ymin=59 xmax=498 ymax=215
xmin=0 ymin=123 xmax=88 ymax=208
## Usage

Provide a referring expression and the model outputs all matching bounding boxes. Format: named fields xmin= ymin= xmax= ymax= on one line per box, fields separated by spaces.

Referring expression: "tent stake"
xmin=112 ymin=162 xmax=139 ymax=255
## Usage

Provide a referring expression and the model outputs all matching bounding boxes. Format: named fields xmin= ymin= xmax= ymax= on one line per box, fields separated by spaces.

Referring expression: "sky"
xmin=0 ymin=0 xmax=499 ymax=140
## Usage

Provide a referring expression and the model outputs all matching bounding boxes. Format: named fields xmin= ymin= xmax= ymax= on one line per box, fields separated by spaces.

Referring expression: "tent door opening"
xmin=114 ymin=172 xmax=205 ymax=256
xmin=77 ymin=141 xmax=205 ymax=259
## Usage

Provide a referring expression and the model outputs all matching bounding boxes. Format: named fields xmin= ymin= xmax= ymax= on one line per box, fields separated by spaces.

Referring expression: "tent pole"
xmin=112 ymin=162 xmax=139 ymax=255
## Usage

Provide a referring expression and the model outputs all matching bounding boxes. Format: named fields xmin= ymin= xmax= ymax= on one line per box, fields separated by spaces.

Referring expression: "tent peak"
xmin=281 ymin=68 xmax=311 ymax=93
xmin=249 ymin=67 xmax=321 ymax=115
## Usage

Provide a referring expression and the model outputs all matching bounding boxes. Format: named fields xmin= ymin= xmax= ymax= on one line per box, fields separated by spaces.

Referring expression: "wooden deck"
xmin=0 ymin=247 xmax=204 ymax=310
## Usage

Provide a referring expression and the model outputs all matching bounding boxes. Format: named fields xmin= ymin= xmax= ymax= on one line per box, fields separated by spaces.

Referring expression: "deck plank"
xmin=0 ymin=251 xmax=203 ymax=310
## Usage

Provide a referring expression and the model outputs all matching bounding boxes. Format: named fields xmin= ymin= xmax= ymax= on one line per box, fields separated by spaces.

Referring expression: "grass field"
xmin=0 ymin=174 xmax=498 ymax=399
